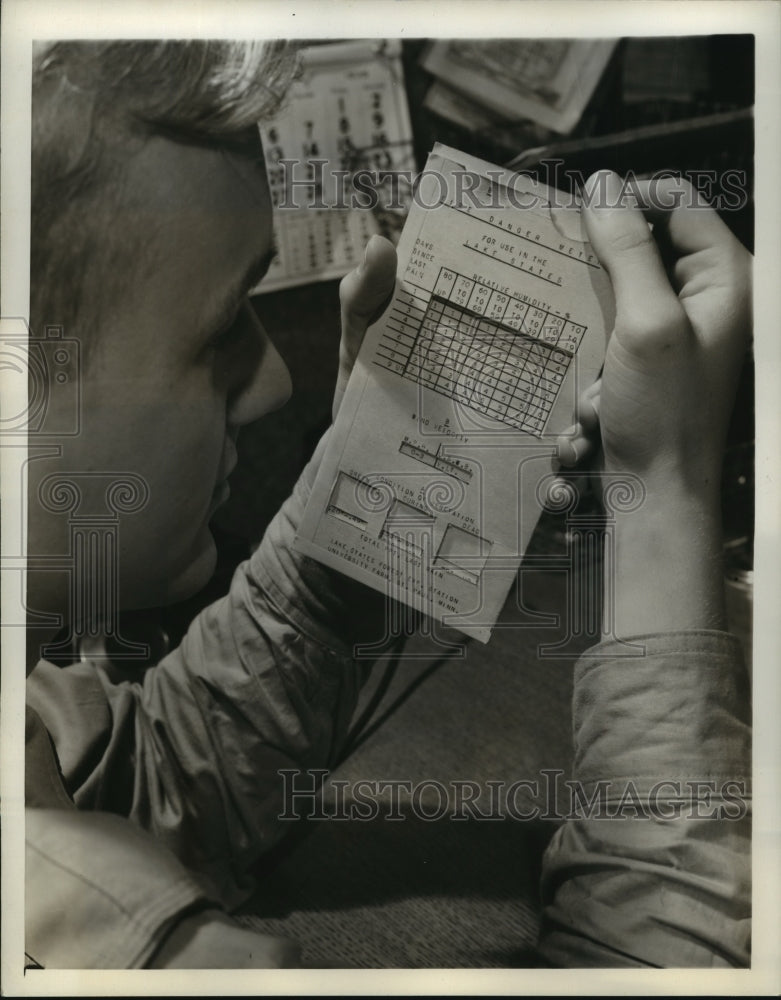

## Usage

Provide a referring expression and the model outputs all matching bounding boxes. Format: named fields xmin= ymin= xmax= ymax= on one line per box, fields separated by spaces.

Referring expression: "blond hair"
xmin=31 ymin=40 xmax=297 ymax=348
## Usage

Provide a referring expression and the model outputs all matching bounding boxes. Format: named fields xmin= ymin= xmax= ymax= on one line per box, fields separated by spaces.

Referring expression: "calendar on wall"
xmin=254 ymin=39 xmax=415 ymax=294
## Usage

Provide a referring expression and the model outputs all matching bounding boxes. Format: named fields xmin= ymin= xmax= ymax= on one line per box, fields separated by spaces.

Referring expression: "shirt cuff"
xmin=572 ymin=630 xmax=751 ymax=796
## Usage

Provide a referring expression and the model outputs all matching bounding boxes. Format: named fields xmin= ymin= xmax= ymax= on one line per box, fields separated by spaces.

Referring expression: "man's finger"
xmin=333 ymin=235 xmax=396 ymax=419
xmin=629 ymin=177 xmax=741 ymax=258
xmin=339 ymin=234 xmax=397 ymax=361
xmin=582 ymin=171 xmax=688 ymax=354
xmin=556 ymin=424 xmax=598 ymax=468
xmin=576 ymin=379 xmax=601 ymax=432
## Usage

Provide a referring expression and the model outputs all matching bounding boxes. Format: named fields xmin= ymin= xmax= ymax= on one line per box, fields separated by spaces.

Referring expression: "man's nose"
xmin=227 ymin=310 xmax=292 ymax=427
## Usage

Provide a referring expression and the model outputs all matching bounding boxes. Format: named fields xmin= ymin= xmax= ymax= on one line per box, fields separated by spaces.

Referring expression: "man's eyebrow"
xmin=206 ymin=246 xmax=277 ymax=335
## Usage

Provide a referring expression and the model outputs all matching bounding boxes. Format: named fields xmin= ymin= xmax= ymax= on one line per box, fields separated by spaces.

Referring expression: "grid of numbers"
xmin=375 ymin=268 xmax=586 ymax=436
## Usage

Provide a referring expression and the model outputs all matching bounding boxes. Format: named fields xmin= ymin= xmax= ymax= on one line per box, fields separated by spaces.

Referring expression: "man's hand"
xmin=555 ymin=171 xmax=752 ymax=637
xmin=557 ymin=171 xmax=751 ymax=496
xmin=334 ymin=234 xmax=397 ymax=419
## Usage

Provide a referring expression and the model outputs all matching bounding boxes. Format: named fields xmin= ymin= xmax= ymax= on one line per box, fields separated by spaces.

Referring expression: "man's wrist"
xmin=607 ymin=480 xmax=726 ymax=639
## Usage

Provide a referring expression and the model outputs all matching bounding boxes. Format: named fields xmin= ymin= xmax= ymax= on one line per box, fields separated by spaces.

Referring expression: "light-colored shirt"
xmin=25 ymin=444 xmax=751 ymax=968
xmin=539 ymin=630 xmax=751 ymax=967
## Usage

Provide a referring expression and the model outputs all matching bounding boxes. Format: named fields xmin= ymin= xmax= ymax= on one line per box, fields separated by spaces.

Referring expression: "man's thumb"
xmin=339 ymin=234 xmax=396 ymax=356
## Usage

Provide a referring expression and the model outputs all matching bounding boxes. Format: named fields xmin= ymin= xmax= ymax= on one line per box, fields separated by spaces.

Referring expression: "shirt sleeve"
xmin=26 ymin=807 xmax=215 ymax=968
xmin=27 ymin=433 xmax=391 ymax=914
xmin=537 ymin=630 xmax=752 ymax=968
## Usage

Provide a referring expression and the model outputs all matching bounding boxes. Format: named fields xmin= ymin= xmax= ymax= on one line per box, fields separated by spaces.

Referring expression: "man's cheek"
xmin=116 ymin=514 xmax=217 ymax=608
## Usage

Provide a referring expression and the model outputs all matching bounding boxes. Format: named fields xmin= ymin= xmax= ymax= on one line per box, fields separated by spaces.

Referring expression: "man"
xmin=26 ymin=38 xmax=397 ymax=967
xmin=24 ymin=40 xmax=751 ymax=967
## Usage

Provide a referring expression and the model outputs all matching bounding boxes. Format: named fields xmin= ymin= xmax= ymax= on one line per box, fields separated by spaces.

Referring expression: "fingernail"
xmin=583 ymin=171 xmax=606 ymax=204
xmin=584 ymin=170 xmax=622 ymax=210
xmin=561 ymin=442 xmax=577 ymax=466
xmin=570 ymin=438 xmax=585 ymax=463
xmin=557 ymin=436 xmax=584 ymax=467
xmin=361 ymin=233 xmax=379 ymax=270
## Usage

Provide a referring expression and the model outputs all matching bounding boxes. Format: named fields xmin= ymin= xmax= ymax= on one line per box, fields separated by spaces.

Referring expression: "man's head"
xmin=31 ymin=41 xmax=295 ymax=345
xmin=29 ymin=41 xmax=297 ymax=630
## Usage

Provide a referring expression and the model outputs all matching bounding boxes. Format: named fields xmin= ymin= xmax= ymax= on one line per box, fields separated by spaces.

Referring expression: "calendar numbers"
xmin=254 ymin=40 xmax=414 ymax=294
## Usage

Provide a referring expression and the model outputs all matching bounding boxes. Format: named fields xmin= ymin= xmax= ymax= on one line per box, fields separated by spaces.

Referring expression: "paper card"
xmin=295 ymin=143 xmax=615 ymax=642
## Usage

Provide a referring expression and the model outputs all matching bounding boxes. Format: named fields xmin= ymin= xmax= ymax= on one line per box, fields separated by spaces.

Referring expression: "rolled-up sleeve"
xmin=537 ymin=630 xmax=752 ymax=967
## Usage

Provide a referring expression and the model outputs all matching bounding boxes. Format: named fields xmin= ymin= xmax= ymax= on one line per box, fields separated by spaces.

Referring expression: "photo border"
xmin=2 ymin=1 xmax=779 ymax=994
